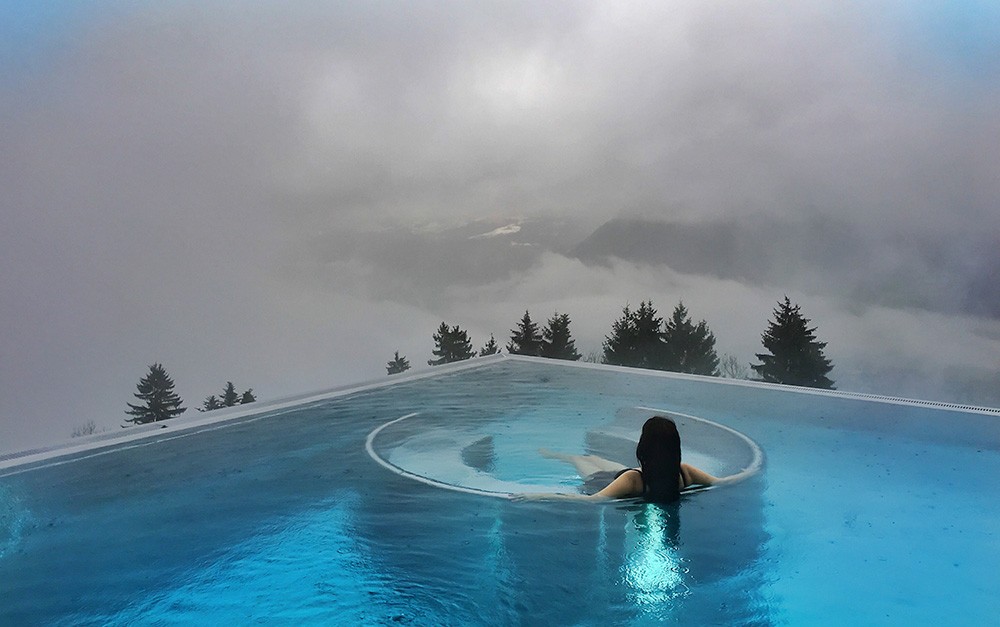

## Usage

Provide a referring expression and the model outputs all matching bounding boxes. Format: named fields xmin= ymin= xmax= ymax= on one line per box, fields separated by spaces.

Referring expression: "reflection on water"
xmin=0 ymin=485 xmax=31 ymax=559
xmin=85 ymin=492 xmax=412 ymax=624
xmin=620 ymin=503 xmax=690 ymax=612
xmin=352 ymin=466 xmax=771 ymax=625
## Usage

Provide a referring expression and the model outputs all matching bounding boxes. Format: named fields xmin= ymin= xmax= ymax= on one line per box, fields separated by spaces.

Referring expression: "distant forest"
xmin=393 ymin=297 xmax=835 ymax=391
xmin=97 ymin=297 xmax=833 ymax=437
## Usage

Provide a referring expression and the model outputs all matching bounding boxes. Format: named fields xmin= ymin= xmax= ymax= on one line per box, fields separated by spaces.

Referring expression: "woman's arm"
xmin=510 ymin=492 xmax=601 ymax=502
xmin=681 ymin=463 xmax=719 ymax=486
xmin=512 ymin=469 xmax=643 ymax=502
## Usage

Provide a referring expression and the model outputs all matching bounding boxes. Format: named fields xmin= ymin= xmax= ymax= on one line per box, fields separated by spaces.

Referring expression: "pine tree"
xmin=201 ymin=383 xmax=254 ymax=410
xmin=632 ymin=301 xmax=665 ymax=368
xmin=221 ymin=381 xmax=240 ymax=407
xmin=427 ymin=322 xmax=475 ymax=365
xmin=479 ymin=334 xmax=499 ymax=356
xmin=540 ymin=312 xmax=581 ymax=360
xmin=387 ymin=351 xmax=411 ymax=374
xmin=124 ymin=363 xmax=187 ymax=425
xmin=661 ymin=302 xmax=720 ymax=375
xmin=752 ymin=297 xmax=835 ymax=389
xmin=200 ymin=395 xmax=223 ymax=412
xmin=507 ymin=311 xmax=542 ymax=356
xmin=603 ymin=305 xmax=639 ymax=366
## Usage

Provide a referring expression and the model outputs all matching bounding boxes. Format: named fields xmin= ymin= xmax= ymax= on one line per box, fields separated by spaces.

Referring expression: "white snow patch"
xmin=469 ymin=223 xmax=522 ymax=239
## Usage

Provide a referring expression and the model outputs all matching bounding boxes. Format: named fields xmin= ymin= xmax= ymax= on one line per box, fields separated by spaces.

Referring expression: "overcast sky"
xmin=2 ymin=1 xmax=999 ymax=452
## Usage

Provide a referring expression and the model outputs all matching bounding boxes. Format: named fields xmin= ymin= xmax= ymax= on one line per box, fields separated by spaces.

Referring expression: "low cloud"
xmin=2 ymin=2 xmax=998 ymax=451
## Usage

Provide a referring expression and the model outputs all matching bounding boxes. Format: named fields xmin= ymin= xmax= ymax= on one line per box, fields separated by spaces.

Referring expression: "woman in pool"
xmin=516 ymin=416 xmax=719 ymax=502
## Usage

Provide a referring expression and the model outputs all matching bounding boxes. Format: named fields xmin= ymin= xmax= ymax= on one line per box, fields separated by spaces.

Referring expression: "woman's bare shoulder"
xmin=594 ymin=467 xmax=644 ymax=499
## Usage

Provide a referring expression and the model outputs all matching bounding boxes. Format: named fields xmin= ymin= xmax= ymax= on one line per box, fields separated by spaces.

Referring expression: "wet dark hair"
xmin=635 ymin=416 xmax=682 ymax=502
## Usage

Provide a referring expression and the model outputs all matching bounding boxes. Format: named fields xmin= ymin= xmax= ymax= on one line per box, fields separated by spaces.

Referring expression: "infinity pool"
xmin=2 ymin=355 xmax=998 ymax=624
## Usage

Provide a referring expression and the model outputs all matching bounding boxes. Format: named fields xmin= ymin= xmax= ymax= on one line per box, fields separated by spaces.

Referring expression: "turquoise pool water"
xmin=1 ymin=356 xmax=998 ymax=624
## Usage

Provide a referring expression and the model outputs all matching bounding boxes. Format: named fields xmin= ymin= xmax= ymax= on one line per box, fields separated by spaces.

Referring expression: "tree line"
xmin=390 ymin=296 xmax=834 ymax=389
xmin=121 ymin=364 xmax=256 ymax=427
xmin=121 ymin=296 xmax=833 ymax=430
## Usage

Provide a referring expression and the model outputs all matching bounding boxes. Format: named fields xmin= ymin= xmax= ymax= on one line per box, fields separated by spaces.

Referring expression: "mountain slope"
xmin=570 ymin=216 xmax=998 ymax=319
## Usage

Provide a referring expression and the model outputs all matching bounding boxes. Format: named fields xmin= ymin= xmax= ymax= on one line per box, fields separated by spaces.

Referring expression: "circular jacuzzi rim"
xmin=365 ymin=408 xmax=764 ymax=500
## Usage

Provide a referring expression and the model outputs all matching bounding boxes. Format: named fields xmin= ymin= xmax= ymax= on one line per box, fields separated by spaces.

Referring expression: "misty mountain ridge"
xmin=293 ymin=215 xmax=589 ymax=306
xmin=296 ymin=213 xmax=997 ymax=323
xmin=570 ymin=216 xmax=1000 ymax=320
xmin=289 ymin=213 xmax=1000 ymax=408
